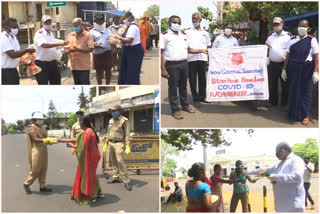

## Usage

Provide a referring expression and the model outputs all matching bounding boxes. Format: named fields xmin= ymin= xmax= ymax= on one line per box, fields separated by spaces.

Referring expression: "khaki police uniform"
xmin=24 ymin=123 xmax=48 ymax=188
xmin=71 ymin=121 xmax=82 ymax=139
xmin=106 ymin=115 xmax=130 ymax=183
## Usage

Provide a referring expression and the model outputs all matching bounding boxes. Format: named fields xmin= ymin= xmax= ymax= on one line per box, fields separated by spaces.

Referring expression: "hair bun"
xmin=187 ymin=168 xmax=194 ymax=177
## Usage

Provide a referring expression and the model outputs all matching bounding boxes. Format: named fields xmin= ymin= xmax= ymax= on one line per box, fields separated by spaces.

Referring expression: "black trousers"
xmin=166 ymin=60 xmax=189 ymax=114
xmin=2 ymin=68 xmax=19 ymax=85
xmin=304 ymin=182 xmax=315 ymax=206
xmin=188 ymin=60 xmax=207 ymax=102
xmin=267 ymin=61 xmax=289 ymax=105
xmin=72 ymin=70 xmax=90 ymax=85
xmin=150 ymin=34 xmax=159 ymax=48
xmin=34 ymin=60 xmax=61 ymax=85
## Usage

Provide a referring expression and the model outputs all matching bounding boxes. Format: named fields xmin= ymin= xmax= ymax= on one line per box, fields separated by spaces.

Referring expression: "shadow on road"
xmin=31 ymin=184 xmax=72 ymax=195
xmin=130 ymin=178 xmax=148 ymax=188
xmin=89 ymin=193 xmax=120 ymax=207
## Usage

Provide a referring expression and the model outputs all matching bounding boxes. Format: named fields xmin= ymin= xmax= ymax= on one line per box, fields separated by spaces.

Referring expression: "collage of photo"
xmin=1 ymin=0 xmax=319 ymax=213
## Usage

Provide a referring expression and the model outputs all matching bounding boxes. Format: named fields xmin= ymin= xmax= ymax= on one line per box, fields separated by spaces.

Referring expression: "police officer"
xmin=185 ymin=13 xmax=211 ymax=107
xmin=160 ymin=15 xmax=195 ymax=120
xmin=265 ymin=17 xmax=291 ymax=106
xmin=212 ymin=23 xmax=239 ymax=48
xmin=34 ymin=15 xmax=68 ymax=85
xmin=106 ymin=105 xmax=132 ymax=191
xmin=1 ymin=17 xmax=35 ymax=84
xmin=24 ymin=112 xmax=52 ymax=194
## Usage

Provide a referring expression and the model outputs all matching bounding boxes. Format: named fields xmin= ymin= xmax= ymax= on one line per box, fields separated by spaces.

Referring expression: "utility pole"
xmin=203 ymin=143 xmax=208 ymax=170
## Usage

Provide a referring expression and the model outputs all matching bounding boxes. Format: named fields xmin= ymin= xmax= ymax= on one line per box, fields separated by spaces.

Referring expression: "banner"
xmin=206 ymin=45 xmax=269 ymax=102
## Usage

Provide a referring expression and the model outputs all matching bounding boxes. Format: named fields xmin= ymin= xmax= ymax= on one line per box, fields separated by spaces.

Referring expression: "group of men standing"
xmin=161 ymin=13 xmax=319 ymax=124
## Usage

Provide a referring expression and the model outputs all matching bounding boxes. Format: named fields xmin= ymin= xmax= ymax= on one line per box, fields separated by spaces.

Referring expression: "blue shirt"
xmin=186 ymin=182 xmax=211 ymax=200
xmin=89 ymin=28 xmax=112 ymax=55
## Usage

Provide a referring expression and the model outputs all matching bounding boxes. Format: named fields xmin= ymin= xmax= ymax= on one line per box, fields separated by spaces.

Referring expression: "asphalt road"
xmin=161 ymin=78 xmax=319 ymax=128
xmin=20 ymin=47 xmax=159 ymax=85
xmin=2 ymin=134 xmax=159 ymax=212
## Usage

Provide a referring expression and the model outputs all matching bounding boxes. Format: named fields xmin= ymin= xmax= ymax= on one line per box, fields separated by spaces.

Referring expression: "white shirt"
xmin=212 ymin=34 xmax=239 ymax=48
xmin=287 ymin=35 xmax=319 ymax=61
xmin=89 ymin=28 xmax=112 ymax=55
xmin=108 ymin=24 xmax=123 ymax=35
xmin=303 ymin=162 xmax=314 ymax=183
xmin=1 ymin=31 xmax=20 ymax=68
xmin=160 ymin=28 xmax=188 ymax=61
xmin=266 ymin=31 xmax=291 ymax=62
xmin=124 ymin=22 xmax=141 ymax=46
xmin=185 ymin=27 xmax=211 ymax=62
xmin=34 ymin=27 xmax=57 ymax=61
xmin=248 ymin=153 xmax=305 ymax=212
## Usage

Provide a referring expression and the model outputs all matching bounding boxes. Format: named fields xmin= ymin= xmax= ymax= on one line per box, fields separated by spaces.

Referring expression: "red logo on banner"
xmin=231 ymin=53 xmax=243 ymax=65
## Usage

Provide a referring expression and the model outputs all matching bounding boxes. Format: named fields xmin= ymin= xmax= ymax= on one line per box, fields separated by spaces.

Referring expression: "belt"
xmin=270 ymin=61 xmax=284 ymax=64
xmin=166 ymin=60 xmax=187 ymax=64
xmin=2 ymin=68 xmax=17 ymax=71
xmin=109 ymin=139 xmax=123 ymax=143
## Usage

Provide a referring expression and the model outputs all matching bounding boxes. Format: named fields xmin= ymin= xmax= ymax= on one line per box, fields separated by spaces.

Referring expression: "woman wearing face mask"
xmin=89 ymin=16 xmax=113 ymax=85
xmin=185 ymin=162 xmax=212 ymax=212
xmin=118 ymin=11 xmax=144 ymax=85
xmin=282 ymin=19 xmax=319 ymax=125
xmin=1 ymin=17 xmax=36 ymax=85
xmin=71 ymin=116 xmax=104 ymax=204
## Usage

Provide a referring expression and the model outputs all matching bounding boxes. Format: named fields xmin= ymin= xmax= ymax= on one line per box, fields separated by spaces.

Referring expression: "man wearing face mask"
xmin=105 ymin=105 xmax=132 ymax=191
xmin=1 ymin=17 xmax=35 ymax=85
xmin=212 ymin=23 xmax=239 ymax=48
xmin=66 ymin=18 xmax=94 ymax=85
xmin=247 ymin=142 xmax=305 ymax=212
xmin=185 ymin=13 xmax=211 ymax=108
xmin=160 ymin=15 xmax=196 ymax=120
xmin=34 ymin=15 xmax=68 ymax=85
xmin=265 ymin=17 xmax=292 ymax=107
xmin=89 ymin=16 xmax=113 ymax=85
xmin=282 ymin=19 xmax=319 ymax=125
xmin=24 ymin=112 xmax=52 ymax=194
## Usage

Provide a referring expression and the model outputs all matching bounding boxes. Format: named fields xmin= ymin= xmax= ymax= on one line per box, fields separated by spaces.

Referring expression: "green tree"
xmin=65 ymin=113 xmax=78 ymax=130
xmin=292 ymin=138 xmax=319 ymax=171
xmin=161 ymin=139 xmax=179 ymax=167
xmin=46 ymin=100 xmax=60 ymax=130
xmin=7 ymin=123 xmax=17 ymax=134
xmin=162 ymin=158 xmax=177 ymax=177
xmin=23 ymin=119 xmax=32 ymax=128
xmin=16 ymin=120 xmax=24 ymax=132
xmin=78 ymin=87 xmax=89 ymax=109
xmin=143 ymin=4 xmax=159 ymax=18
xmin=161 ymin=17 xmax=169 ymax=33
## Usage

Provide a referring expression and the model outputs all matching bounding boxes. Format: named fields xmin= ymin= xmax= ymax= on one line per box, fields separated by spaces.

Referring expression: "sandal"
xmin=183 ymin=106 xmax=195 ymax=113
xmin=172 ymin=112 xmax=184 ymax=120
xmin=301 ymin=117 xmax=310 ymax=125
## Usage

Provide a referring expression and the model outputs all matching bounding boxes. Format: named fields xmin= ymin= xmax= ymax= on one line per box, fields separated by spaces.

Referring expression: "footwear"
xmin=171 ymin=111 xmax=184 ymax=120
xmin=301 ymin=117 xmax=310 ymax=125
xmin=40 ymin=187 xmax=52 ymax=192
xmin=124 ymin=182 xmax=132 ymax=191
xmin=183 ymin=106 xmax=195 ymax=113
xmin=311 ymin=204 xmax=314 ymax=210
xmin=104 ymin=173 xmax=111 ymax=179
xmin=98 ymin=194 xmax=105 ymax=198
xmin=194 ymin=102 xmax=201 ymax=108
xmin=108 ymin=179 xmax=122 ymax=184
xmin=24 ymin=184 xmax=32 ymax=194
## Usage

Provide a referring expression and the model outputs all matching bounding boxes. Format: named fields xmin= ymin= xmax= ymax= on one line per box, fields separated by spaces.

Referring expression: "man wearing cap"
xmin=105 ymin=104 xmax=132 ymax=191
xmin=89 ymin=16 xmax=113 ymax=85
xmin=185 ymin=13 xmax=211 ymax=108
xmin=265 ymin=17 xmax=291 ymax=107
xmin=1 ymin=17 xmax=35 ymax=85
xmin=66 ymin=18 xmax=94 ymax=85
xmin=34 ymin=15 xmax=68 ymax=85
xmin=24 ymin=112 xmax=52 ymax=194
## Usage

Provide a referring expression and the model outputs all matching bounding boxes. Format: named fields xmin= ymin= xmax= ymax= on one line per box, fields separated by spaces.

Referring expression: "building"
xmin=87 ymin=86 xmax=159 ymax=136
xmin=2 ymin=1 xmax=78 ymax=43
xmin=209 ymin=152 xmax=279 ymax=177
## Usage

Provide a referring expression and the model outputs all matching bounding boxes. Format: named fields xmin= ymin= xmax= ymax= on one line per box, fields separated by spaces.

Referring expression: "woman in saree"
xmin=282 ymin=19 xmax=319 ymax=125
xmin=61 ymin=116 xmax=103 ymax=204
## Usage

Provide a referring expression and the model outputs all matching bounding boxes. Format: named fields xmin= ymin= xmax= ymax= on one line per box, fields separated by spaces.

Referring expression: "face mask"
xmin=113 ymin=24 xmax=120 ymax=28
xmin=44 ymin=24 xmax=52 ymax=31
xmin=9 ymin=28 xmax=18 ymax=36
xmin=36 ymin=120 xmax=44 ymax=126
xmin=123 ymin=19 xmax=130 ymax=26
xmin=73 ymin=25 xmax=82 ymax=33
xmin=273 ymin=26 xmax=282 ymax=32
xmin=298 ymin=27 xmax=308 ymax=36
xmin=225 ymin=28 xmax=232 ymax=36
xmin=111 ymin=111 xmax=120 ymax=119
xmin=193 ymin=22 xmax=200 ymax=28
xmin=94 ymin=22 xmax=106 ymax=32
xmin=170 ymin=23 xmax=181 ymax=32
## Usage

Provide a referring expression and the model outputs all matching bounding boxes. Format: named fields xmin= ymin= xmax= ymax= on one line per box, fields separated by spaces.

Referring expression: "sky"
xmin=1 ymin=86 xmax=90 ymax=123
xmin=160 ymin=0 xmax=218 ymax=29
xmin=163 ymin=128 xmax=319 ymax=170
xmin=112 ymin=0 xmax=159 ymax=18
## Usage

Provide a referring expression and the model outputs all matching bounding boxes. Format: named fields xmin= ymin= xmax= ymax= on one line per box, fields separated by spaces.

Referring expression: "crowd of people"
xmin=165 ymin=142 xmax=316 ymax=212
xmin=23 ymin=106 xmax=133 ymax=205
xmin=160 ymin=13 xmax=319 ymax=125
xmin=2 ymin=12 xmax=159 ymax=85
